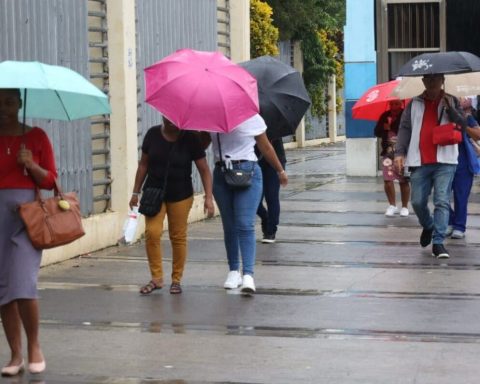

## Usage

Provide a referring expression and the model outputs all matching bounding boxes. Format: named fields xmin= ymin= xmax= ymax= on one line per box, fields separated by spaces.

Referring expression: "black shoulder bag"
xmin=216 ymin=133 xmax=254 ymax=189
xmin=139 ymin=134 xmax=181 ymax=217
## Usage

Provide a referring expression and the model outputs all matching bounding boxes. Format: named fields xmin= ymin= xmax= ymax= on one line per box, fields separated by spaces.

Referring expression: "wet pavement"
xmin=2 ymin=142 xmax=480 ymax=383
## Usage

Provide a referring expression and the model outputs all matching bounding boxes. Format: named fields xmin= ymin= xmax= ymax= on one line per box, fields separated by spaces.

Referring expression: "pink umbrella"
xmin=145 ymin=49 xmax=259 ymax=132
xmin=352 ymin=80 xmax=404 ymax=121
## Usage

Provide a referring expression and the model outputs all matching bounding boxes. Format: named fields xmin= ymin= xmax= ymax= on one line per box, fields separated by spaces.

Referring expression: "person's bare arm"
xmin=194 ymin=157 xmax=214 ymax=217
xmin=129 ymin=153 xmax=148 ymax=209
xmin=467 ymin=126 xmax=480 ymax=141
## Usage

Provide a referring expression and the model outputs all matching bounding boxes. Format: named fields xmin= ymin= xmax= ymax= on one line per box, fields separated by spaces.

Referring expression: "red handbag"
xmin=432 ymin=122 xmax=463 ymax=146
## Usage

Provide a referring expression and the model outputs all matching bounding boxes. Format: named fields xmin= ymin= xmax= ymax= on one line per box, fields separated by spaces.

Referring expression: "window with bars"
xmin=383 ymin=1 xmax=442 ymax=78
xmin=388 ymin=2 xmax=439 ymax=49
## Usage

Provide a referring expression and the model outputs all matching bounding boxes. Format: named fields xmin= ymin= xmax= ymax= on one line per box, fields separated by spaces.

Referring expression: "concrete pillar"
xmin=106 ymin=1 xmax=138 ymax=216
xmin=346 ymin=138 xmax=378 ymax=176
xmin=293 ymin=41 xmax=306 ymax=147
xmin=229 ymin=0 xmax=250 ymax=63
xmin=328 ymin=75 xmax=337 ymax=142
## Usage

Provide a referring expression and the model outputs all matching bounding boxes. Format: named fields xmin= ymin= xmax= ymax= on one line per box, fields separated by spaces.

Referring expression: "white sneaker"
xmin=400 ymin=207 xmax=409 ymax=217
xmin=223 ymin=271 xmax=242 ymax=289
xmin=451 ymin=230 xmax=465 ymax=239
xmin=385 ymin=205 xmax=399 ymax=217
xmin=445 ymin=225 xmax=454 ymax=237
xmin=240 ymin=275 xmax=256 ymax=295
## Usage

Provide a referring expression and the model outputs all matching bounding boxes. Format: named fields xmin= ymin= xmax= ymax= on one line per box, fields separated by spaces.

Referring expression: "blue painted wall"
xmin=344 ymin=0 xmax=376 ymax=138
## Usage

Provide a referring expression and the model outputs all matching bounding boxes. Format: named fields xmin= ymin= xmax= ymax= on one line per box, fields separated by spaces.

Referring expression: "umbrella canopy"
xmin=239 ymin=55 xmax=311 ymax=139
xmin=352 ymin=80 xmax=403 ymax=121
xmin=0 ymin=60 xmax=111 ymax=121
xmin=145 ymin=49 xmax=259 ymax=133
xmin=395 ymin=51 xmax=480 ymax=77
xmin=391 ymin=72 xmax=480 ymax=99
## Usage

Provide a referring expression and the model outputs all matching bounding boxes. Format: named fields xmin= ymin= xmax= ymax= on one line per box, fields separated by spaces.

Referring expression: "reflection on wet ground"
xmin=31 ymin=318 xmax=480 ymax=345
xmin=0 ymin=376 xmax=246 ymax=384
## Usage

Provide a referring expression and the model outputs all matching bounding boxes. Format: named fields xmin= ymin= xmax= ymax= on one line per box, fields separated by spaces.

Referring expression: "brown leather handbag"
xmin=17 ymin=180 xmax=85 ymax=249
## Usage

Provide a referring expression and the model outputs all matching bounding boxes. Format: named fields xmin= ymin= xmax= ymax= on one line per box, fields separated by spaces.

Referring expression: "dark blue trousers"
xmin=449 ymin=167 xmax=474 ymax=233
xmin=257 ymin=160 xmax=285 ymax=236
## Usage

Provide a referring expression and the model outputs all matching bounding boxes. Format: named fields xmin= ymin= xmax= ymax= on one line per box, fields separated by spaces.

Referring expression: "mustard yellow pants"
xmin=144 ymin=196 xmax=193 ymax=284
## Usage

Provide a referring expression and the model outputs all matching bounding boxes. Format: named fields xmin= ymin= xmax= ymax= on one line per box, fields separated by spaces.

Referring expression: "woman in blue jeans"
xmin=204 ymin=114 xmax=288 ymax=295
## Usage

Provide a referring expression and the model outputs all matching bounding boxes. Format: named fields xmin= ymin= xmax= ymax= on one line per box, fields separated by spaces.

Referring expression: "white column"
xmin=229 ymin=0 xmax=250 ymax=63
xmin=106 ymin=0 xmax=138 ymax=216
xmin=293 ymin=41 xmax=306 ymax=147
xmin=328 ymin=75 xmax=337 ymax=142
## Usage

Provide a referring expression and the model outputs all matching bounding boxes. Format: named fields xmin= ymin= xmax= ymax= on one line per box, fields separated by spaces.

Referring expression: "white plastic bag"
xmin=120 ymin=206 xmax=139 ymax=244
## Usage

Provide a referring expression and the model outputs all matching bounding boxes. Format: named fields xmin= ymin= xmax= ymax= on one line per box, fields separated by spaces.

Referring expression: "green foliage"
xmin=268 ymin=0 xmax=345 ymax=40
xmin=267 ymin=0 xmax=345 ymax=118
xmin=250 ymin=0 xmax=279 ymax=58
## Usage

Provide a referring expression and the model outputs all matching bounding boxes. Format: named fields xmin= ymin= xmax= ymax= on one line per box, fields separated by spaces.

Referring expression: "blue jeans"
xmin=213 ymin=161 xmax=263 ymax=276
xmin=257 ymin=160 xmax=285 ymax=236
xmin=410 ymin=164 xmax=456 ymax=244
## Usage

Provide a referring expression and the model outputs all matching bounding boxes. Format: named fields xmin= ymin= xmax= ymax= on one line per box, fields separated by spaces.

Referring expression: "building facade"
xmin=344 ymin=0 xmax=480 ymax=175
xmin=0 ymin=0 xmax=250 ymax=265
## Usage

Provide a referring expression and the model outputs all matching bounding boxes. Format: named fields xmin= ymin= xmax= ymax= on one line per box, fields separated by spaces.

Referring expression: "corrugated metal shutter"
xmin=0 ymin=0 xmax=93 ymax=215
xmin=135 ymin=0 xmax=217 ymax=192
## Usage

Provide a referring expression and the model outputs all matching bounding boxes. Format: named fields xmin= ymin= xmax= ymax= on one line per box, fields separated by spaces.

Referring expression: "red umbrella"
xmin=144 ymin=49 xmax=259 ymax=133
xmin=352 ymin=80 xmax=403 ymax=121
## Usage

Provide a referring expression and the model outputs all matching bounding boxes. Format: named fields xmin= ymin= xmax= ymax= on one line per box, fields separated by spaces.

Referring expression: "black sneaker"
xmin=432 ymin=244 xmax=450 ymax=259
xmin=420 ymin=228 xmax=433 ymax=247
xmin=262 ymin=234 xmax=276 ymax=244
xmin=261 ymin=220 xmax=268 ymax=238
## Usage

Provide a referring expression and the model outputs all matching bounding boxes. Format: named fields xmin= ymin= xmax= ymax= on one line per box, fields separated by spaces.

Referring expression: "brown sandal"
xmin=140 ymin=280 xmax=162 ymax=295
xmin=169 ymin=282 xmax=182 ymax=294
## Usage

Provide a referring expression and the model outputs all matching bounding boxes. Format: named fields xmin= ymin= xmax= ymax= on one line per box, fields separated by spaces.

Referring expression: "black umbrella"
xmin=240 ymin=56 xmax=311 ymax=139
xmin=395 ymin=51 xmax=480 ymax=77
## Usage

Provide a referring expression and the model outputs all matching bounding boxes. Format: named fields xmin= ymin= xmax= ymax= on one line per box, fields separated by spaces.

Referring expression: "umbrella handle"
xmin=20 ymin=143 xmax=28 ymax=176
xmin=22 ymin=89 xmax=27 ymax=135
xmin=22 ymin=89 xmax=28 ymax=175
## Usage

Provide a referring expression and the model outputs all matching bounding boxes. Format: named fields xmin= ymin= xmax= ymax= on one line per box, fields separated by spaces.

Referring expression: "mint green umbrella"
xmin=0 ymin=60 xmax=111 ymax=121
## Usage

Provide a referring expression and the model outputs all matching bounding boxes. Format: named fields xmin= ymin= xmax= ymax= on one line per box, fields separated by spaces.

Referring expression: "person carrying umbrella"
xmin=202 ymin=113 xmax=288 ymax=295
xmin=256 ymin=136 xmax=286 ymax=243
xmin=238 ymin=56 xmax=311 ymax=245
xmin=0 ymin=88 xmax=55 ymax=376
xmin=374 ymin=99 xmax=411 ymax=217
xmin=130 ymin=117 xmax=214 ymax=295
xmin=144 ymin=50 xmax=288 ymax=295
xmin=394 ymin=74 xmax=466 ymax=259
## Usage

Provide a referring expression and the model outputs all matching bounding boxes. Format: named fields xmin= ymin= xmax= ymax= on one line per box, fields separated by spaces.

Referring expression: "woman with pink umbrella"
xmin=144 ymin=49 xmax=288 ymax=295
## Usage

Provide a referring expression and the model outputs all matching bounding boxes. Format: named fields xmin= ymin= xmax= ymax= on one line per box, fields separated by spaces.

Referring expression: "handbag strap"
xmin=438 ymin=106 xmax=445 ymax=125
xmin=33 ymin=179 xmax=64 ymax=202
xmin=216 ymin=133 xmax=224 ymax=164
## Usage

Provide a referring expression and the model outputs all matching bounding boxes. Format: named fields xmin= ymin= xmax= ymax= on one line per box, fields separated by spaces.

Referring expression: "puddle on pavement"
xmin=39 ymin=318 xmax=480 ymax=344
xmin=0 ymin=375 xmax=241 ymax=384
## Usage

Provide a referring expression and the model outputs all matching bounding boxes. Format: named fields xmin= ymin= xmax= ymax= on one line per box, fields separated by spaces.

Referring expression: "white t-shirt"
xmin=210 ymin=114 xmax=267 ymax=162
